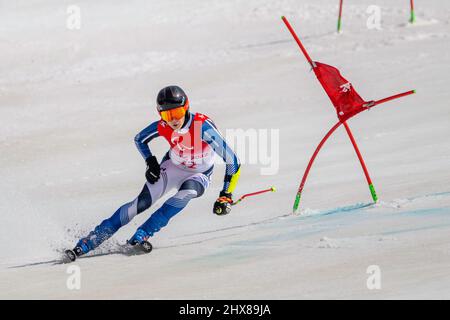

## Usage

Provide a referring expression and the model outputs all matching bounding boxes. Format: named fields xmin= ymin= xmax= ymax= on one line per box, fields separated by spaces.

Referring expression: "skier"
xmin=66 ymin=85 xmax=241 ymax=260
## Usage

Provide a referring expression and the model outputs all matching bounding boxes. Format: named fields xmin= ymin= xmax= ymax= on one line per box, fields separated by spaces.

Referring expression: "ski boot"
xmin=64 ymin=239 xmax=91 ymax=262
xmin=128 ymin=229 xmax=153 ymax=253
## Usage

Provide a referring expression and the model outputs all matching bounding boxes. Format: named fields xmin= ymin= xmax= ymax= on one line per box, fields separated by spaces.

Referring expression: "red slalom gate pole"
xmin=369 ymin=90 xmax=416 ymax=107
xmin=293 ymin=121 xmax=343 ymax=212
xmin=344 ymin=90 xmax=416 ymax=202
xmin=282 ymin=16 xmax=415 ymax=212
xmin=281 ymin=16 xmax=375 ymax=211
xmin=281 ymin=16 xmax=316 ymax=68
xmin=342 ymin=121 xmax=378 ymax=202
xmin=337 ymin=0 xmax=344 ymax=33
xmin=341 ymin=90 xmax=416 ymax=203
xmin=410 ymin=0 xmax=416 ymax=23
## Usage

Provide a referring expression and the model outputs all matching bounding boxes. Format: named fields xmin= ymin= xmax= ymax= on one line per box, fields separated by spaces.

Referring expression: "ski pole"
xmin=231 ymin=186 xmax=276 ymax=206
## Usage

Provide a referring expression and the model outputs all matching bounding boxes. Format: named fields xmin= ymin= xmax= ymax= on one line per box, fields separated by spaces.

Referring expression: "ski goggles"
xmin=159 ymin=104 xmax=189 ymax=122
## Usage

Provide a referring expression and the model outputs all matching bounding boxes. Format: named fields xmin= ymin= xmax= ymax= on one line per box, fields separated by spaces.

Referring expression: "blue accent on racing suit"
xmin=76 ymin=112 xmax=239 ymax=254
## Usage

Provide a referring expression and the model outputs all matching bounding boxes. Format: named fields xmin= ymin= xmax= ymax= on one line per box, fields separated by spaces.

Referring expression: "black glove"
xmin=145 ymin=156 xmax=160 ymax=184
xmin=213 ymin=191 xmax=233 ymax=215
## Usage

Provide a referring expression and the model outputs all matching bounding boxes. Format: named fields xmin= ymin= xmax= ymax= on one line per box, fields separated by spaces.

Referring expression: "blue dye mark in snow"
xmin=296 ymin=202 xmax=374 ymax=221
xmin=397 ymin=207 xmax=450 ymax=217
xmin=407 ymin=191 xmax=450 ymax=201
xmin=381 ymin=223 xmax=450 ymax=236
xmin=318 ymin=202 xmax=374 ymax=216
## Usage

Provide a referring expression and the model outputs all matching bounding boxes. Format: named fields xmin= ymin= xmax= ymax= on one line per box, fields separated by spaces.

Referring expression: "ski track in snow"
xmin=9 ymin=191 xmax=450 ymax=268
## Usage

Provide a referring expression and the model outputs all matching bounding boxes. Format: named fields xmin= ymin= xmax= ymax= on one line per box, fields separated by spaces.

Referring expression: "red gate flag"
xmin=313 ymin=62 xmax=367 ymax=122
xmin=281 ymin=16 xmax=415 ymax=212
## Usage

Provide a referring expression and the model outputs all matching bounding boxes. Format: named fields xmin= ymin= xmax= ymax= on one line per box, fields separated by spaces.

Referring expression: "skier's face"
xmin=167 ymin=117 xmax=184 ymax=130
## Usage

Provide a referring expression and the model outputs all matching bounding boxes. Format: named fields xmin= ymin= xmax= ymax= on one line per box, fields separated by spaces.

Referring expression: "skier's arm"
xmin=202 ymin=119 xmax=241 ymax=195
xmin=134 ymin=121 xmax=160 ymax=160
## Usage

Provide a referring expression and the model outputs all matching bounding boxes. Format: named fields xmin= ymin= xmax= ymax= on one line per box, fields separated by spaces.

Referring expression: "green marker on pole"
xmin=337 ymin=0 xmax=343 ymax=33
xmin=281 ymin=16 xmax=415 ymax=213
xmin=410 ymin=10 xmax=416 ymax=24
xmin=369 ymin=184 xmax=378 ymax=203
xmin=293 ymin=192 xmax=301 ymax=213
xmin=409 ymin=0 xmax=416 ymax=24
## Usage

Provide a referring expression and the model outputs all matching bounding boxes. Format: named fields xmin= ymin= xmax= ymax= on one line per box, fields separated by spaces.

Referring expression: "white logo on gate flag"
xmin=340 ymin=82 xmax=352 ymax=93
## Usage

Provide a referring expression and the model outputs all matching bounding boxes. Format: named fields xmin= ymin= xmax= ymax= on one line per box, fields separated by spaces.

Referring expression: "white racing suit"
xmin=77 ymin=112 xmax=240 ymax=251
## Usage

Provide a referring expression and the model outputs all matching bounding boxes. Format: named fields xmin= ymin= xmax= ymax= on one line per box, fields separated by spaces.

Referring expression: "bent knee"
xmin=136 ymin=184 xmax=152 ymax=213
xmin=179 ymin=178 xmax=206 ymax=198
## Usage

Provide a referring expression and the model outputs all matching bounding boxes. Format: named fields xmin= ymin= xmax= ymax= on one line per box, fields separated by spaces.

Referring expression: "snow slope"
xmin=0 ymin=0 xmax=449 ymax=299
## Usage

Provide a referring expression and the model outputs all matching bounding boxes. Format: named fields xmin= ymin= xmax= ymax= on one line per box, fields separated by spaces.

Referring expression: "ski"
xmin=62 ymin=240 xmax=153 ymax=263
